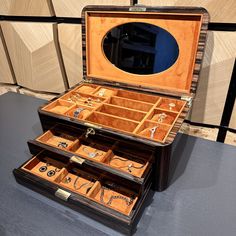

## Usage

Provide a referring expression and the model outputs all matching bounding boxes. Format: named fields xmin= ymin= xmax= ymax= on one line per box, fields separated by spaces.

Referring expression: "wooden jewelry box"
xmin=13 ymin=5 xmax=209 ymax=235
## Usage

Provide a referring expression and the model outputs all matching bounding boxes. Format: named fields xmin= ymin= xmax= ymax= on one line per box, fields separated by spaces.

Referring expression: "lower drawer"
xmin=13 ymin=150 xmax=153 ymax=234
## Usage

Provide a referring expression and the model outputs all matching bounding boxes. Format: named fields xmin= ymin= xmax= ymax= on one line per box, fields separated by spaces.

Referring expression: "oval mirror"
xmin=103 ymin=22 xmax=179 ymax=75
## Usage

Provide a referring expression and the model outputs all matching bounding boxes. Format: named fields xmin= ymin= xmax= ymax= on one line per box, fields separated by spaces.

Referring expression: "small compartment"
xmin=136 ymin=121 xmax=171 ymax=142
xmin=66 ymin=105 xmax=93 ymax=120
xmin=75 ymin=85 xmax=98 ymax=94
xmin=147 ymin=109 xmax=177 ymax=125
xmin=36 ymin=130 xmax=78 ymax=150
xmin=59 ymin=168 xmax=97 ymax=196
xmin=97 ymin=104 xmax=146 ymax=121
xmin=42 ymin=99 xmax=75 ymax=115
xmin=106 ymin=96 xmax=152 ymax=112
xmin=157 ymin=98 xmax=185 ymax=112
xmin=18 ymin=151 xmax=141 ymax=217
xmin=22 ymin=154 xmax=66 ymax=182
xmin=70 ymin=141 xmax=110 ymax=162
xmin=104 ymin=150 xmax=150 ymax=178
xmin=116 ymin=90 xmax=159 ymax=104
xmin=86 ymin=112 xmax=138 ymax=132
xmin=61 ymin=91 xmax=105 ymax=108
xmin=89 ymin=181 xmax=138 ymax=216
xmin=94 ymin=87 xmax=117 ymax=97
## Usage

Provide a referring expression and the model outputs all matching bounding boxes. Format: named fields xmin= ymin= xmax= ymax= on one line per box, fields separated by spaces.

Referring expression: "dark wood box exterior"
xmin=37 ymin=5 xmax=209 ymax=191
xmin=13 ymin=5 xmax=209 ymax=235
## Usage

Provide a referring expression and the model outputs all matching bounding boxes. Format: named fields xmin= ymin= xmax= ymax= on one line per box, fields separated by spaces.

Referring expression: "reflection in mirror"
xmin=103 ymin=22 xmax=179 ymax=75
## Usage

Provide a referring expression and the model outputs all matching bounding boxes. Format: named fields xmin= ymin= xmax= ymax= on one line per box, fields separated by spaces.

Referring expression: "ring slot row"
xmin=35 ymin=127 xmax=152 ymax=178
xmin=41 ymin=84 xmax=187 ymax=143
xmin=21 ymin=153 xmax=139 ymax=216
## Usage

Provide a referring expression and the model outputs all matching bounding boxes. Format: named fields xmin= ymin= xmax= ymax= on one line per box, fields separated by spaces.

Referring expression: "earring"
xmin=47 ymin=167 xmax=59 ymax=177
xmin=39 ymin=163 xmax=50 ymax=172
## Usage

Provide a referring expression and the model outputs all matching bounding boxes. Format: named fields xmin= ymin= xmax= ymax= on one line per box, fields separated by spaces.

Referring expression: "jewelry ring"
xmin=57 ymin=141 xmax=68 ymax=148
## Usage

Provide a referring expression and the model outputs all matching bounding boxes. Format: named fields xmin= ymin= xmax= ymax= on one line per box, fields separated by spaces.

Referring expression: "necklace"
xmin=74 ymin=176 xmax=93 ymax=193
xmin=109 ymin=156 xmax=145 ymax=173
xmin=100 ymin=186 xmax=133 ymax=206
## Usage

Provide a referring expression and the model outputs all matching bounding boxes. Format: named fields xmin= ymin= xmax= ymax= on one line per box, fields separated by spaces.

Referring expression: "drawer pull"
xmin=70 ymin=155 xmax=85 ymax=165
xmin=55 ymin=189 xmax=71 ymax=201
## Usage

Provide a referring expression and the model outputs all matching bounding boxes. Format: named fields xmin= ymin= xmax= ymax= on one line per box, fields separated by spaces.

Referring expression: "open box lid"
xmin=81 ymin=5 xmax=209 ymax=98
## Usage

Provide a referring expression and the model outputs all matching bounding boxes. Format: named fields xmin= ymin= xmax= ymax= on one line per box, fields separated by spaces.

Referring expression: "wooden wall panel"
xmin=0 ymin=25 xmax=15 ymax=84
xmin=0 ymin=0 xmax=53 ymax=16
xmin=51 ymin=0 xmax=131 ymax=17
xmin=139 ymin=0 xmax=236 ymax=23
xmin=189 ymin=31 xmax=236 ymax=125
xmin=1 ymin=22 xmax=65 ymax=93
xmin=58 ymin=24 xmax=83 ymax=88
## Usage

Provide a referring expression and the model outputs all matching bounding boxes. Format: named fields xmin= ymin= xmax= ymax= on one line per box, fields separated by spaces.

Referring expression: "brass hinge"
xmin=70 ymin=155 xmax=85 ymax=165
xmin=55 ymin=189 xmax=71 ymax=201
xmin=181 ymin=96 xmax=193 ymax=106
xmin=84 ymin=77 xmax=93 ymax=83
xmin=129 ymin=5 xmax=146 ymax=12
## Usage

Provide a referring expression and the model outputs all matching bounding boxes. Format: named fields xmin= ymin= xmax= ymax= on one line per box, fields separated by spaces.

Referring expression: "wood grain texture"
xmin=58 ymin=24 xmax=83 ymax=88
xmin=51 ymin=0 xmax=131 ymax=17
xmin=139 ymin=0 xmax=236 ymax=23
xmin=189 ymin=31 xmax=236 ymax=125
xmin=0 ymin=0 xmax=54 ymax=16
xmin=1 ymin=22 xmax=65 ymax=93
xmin=0 ymin=25 xmax=15 ymax=84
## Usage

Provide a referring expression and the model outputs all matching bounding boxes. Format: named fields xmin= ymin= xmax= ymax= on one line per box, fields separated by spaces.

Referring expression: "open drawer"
xmin=27 ymin=124 xmax=154 ymax=189
xmin=13 ymin=150 xmax=153 ymax=234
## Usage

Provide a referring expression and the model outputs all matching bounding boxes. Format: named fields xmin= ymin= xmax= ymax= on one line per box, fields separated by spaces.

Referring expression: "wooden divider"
xmin=51 ymin=0 xmax=132 ymax=17
xmin=139 ymin=0 xmax=236 ymax=23
xmin=0 ymin=0 xmax=54 ymax=16
xmin=189 ymin=31 xmax=236 ymax=125
xmin=1 ymin=22 xmax=66 ymax=93
xmin=58 ymin=24 xmax=83 ymax=88
xmin=0 ymin=25 xmax=15 ymax=84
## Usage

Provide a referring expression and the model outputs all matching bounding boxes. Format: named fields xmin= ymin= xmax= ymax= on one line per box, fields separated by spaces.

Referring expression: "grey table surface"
xmin=0 ymin=92 xmax=236 ymax=236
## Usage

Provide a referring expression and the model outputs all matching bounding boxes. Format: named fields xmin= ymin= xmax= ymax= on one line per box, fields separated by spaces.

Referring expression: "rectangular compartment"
xmin=42 ymin=99 xmax=75 ymax=115
xmin=36 ymin=130 xmax=78 ymax=151
xmin=86 ymin=112 xmax=139 ymax=132
xmin=60 ymin=91 xmax=105 ymax=108
xmin=66 ymin=105 xmax=93 ymax=120
xmin=136 ymin=121 xmax=171 ymax=142
xmin=146 ymin=109 xmax=178 ymax=125
xmin=97 ymin=104 xmax=146 ymax=121
xmin=93 ymin=87 xmax=117 ymax=97
xmin=116 ymin=90 xmax=159 ymax=104
xmin=75 ymin=84 xmax=98 ymax=94
xmin=106 ymin=96 xmax=153 ymax=112
xmin=157 ymin=98 xmax=186 ymax=112
xmin=103 ymin=150 xmax=150 ymax=178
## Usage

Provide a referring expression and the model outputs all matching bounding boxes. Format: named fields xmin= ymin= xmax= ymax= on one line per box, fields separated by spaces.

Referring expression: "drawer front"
xmin=28 ymin=123 xmax=155 ymax=189
xmin=14 ymin=150 xmax=153 ymax=234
